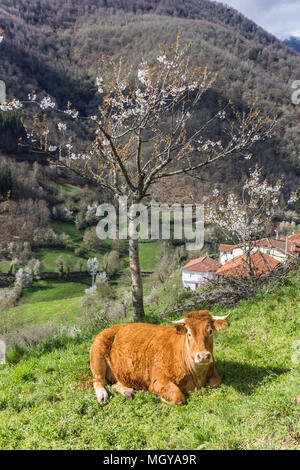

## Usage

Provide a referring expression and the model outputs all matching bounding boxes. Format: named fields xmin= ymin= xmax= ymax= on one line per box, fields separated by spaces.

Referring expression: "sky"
xmin=217 ymin=0 xmax=300 ymax=39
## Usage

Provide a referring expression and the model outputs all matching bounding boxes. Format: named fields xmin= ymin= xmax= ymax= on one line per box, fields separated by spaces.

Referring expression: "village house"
xmin=219 ymin=233 xmax=300 ymax=266
xmin=215 ymin=251 xmax=280 ymax=278
xmin=181 ymin=256 xmax=221 ymax=290
xmin=281 ymin=233 xmax=300 ymax=244
xmin=185 ymin=232 xmax=299 ymax=288
xmin=254 ymin=237 xmax=299 ymax=262
xmin=219 ymin=244 xmax=243 ymax=265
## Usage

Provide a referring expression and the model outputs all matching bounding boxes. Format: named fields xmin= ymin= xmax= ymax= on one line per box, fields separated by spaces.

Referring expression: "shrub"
xmin=32 ymin=228 xmax=68 ymax=248
xmin=83 ymin=226 xmax=104 ymax=252
xmin=96 ymin=283 xmax=117 ymax=299
xmin=96 ymin=271 xmax=109 ymax=285
xmin=15 ymin=267 xmax=33 ymax=288
xmin=102 ymin=250 xmax=120 ymax=276
xmin=0 ymin=284 xmax=22 ymax=313
xmin=74 ymin=244 xmax=87 ymax=257
xmin=52 ymin=205 xmax=73 ymax=221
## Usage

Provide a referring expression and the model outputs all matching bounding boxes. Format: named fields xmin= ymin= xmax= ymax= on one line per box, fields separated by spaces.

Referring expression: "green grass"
xmin=0 ymin=260 xmax=11 ymax=273
xmin=51 ymin=221 xmax=84 ymax=249
xmin=22 ymin=279 xmax=90 ymax=303
xmin=50 ymin=180 xmax=79 ymax=197
xmin=139 ymin=241 xmax=160 ymax=271
xmin=35 ymin=248 xmax=87 ymax=273
xmin=0 ymin=270 xmax=299 ymax=449
xmin=5 ymin=296 xmax=83 ymax=325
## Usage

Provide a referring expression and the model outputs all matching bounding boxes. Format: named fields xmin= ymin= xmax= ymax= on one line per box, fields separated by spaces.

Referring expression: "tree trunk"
xmin=128 ymin=226 xmax=145 ymax=322
xmin=245 ymin=243 xmax=254 ymax=276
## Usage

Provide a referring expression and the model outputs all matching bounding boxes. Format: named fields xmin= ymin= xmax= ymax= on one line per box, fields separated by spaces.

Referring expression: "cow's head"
xmin=169 ymin=310 xmax=230 ymax=365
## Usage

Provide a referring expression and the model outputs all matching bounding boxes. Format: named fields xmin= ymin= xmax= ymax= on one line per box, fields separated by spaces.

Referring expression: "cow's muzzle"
xmin=194 ymin=351 xmax=212 ymax=364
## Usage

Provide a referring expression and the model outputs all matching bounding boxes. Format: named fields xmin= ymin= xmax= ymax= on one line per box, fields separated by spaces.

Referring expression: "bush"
xmin=150 ymin=250 xmax=180 ymax=283
xmin=74 ymin=244 xmax=87 ymax=257
xmin=32 ymin=228 xmax=68 ymax=248
xmin=102 ymin=250 xmax=120 ymax=276
xmin=52 ymin=205 xmax=73 ymax=222
xmin=0 ymin=284 xmax=22 ymax=312
xmin=15 ymin=267 xmax=33 ymax=288
xmin=96 ymin=283 xmax=117 ymax=300
xmin=82 ymin=226 xmax=104 ymax=252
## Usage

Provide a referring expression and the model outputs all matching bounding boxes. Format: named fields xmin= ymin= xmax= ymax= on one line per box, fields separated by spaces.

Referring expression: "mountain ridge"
xmin=284 ymin=36 xmax=300 ymax=53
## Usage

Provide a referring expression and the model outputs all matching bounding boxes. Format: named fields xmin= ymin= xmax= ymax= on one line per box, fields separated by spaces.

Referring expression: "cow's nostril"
xmin=195 ymin=351 xmax=212 ymax=363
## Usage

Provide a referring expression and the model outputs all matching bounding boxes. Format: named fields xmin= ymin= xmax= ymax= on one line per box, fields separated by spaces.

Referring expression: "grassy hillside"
xmin=0 ymin=269 xmax=299 ymax=450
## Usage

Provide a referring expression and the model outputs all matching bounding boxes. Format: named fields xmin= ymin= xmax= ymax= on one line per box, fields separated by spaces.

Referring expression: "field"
xmin=0 ymin=269 xmax=299 ymax=450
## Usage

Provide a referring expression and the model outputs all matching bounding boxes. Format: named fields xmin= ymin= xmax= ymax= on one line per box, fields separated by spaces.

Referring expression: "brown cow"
xmin=90 ymin=310 xmax=230 ymax=405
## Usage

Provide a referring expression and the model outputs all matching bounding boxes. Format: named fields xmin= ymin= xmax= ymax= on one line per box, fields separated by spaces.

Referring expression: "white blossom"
xmin=40 ymin=96 xmax=55 ymax=110
xmin=28 ymin=92 xmax=37 ymax=101
xmin=57 ymin=122 xmax=67 ymax=131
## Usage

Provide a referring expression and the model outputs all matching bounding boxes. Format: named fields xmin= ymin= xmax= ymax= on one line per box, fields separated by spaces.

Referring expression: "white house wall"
xmin=256 ymin=247 xmax=285 ymax=262
xmin=182 ymin=270 xmax=215 ymax=290
xmin=220 ymin=251 xmax=233 ymax=265
xmin=220 ymin=247 xmax=243 ymax=265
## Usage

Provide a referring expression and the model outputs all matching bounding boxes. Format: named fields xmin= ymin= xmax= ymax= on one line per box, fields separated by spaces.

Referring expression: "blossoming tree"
xmin=1 ymin=31 xmax=277 ymax=320
xmin=206 ymin=166 xmax=282 ymax=273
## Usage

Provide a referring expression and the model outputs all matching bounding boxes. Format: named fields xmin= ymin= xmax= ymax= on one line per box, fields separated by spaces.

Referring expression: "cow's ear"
xmin=213 ymin=319 xmax=228 ymax=331
xmin=174 ymin=324 xmax=187 ymax=335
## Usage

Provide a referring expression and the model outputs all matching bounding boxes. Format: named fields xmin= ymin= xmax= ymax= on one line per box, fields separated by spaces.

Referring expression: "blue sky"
xmin=217 ymin=0 xmax=300 ymax=39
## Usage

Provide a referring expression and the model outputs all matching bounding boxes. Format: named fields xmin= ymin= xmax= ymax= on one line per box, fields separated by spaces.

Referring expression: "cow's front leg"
xmin=206 ymin=368 xmax=222 ymax=388
xmin=112 ymin=381 xmax=135 ymax=400
xmin=90 ymin=347 xmax=108 ymax=403
xmin=150 ymin=378 xmax=186 ymax=405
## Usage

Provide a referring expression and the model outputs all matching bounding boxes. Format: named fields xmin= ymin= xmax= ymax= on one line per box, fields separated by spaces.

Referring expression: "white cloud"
xmin=218 ymin=0 xmax=300 ymax=39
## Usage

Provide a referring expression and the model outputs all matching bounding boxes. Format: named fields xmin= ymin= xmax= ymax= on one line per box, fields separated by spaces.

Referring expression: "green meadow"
xmin=0 ymin=268 xmax=299 ymax=450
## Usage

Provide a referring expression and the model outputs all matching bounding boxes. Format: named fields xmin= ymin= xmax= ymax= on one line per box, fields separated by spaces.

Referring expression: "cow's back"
xmin=104 ymin=323 xmax=185 ymax=390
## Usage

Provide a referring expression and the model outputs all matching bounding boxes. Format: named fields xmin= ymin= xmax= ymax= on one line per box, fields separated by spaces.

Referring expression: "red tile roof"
xmin=215 ymin=251 xmax=280 ymax=277
xmin=280 ymin=233 xmax=300 ymax=244
xmin=256 ymin=238 xmax=299 ymax=255
xmin=219 ymin=244 xmax=240 ymax=253
xmin=182 ymin=256 xmax=221 ymax=273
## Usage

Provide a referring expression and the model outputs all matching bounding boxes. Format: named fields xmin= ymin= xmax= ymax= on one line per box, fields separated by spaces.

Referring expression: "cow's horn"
xmin=167 ymin=318 xmax=185 ymax=324
xmin=212 ymin=313 xmax=231 ymax=321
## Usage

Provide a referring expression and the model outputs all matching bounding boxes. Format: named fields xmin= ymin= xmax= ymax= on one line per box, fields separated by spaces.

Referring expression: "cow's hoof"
xmin=94 ymin=385 xmax=108 ymax=404
xmin=160 ymin=396 xmax=185 ymax=405
xmin=207 ymin=375 xmax=222 ymax=388
xmin=124 ymin=389 xmax=135 ymax=400
xmin=112 ymin=382 xmax=135 ymax=400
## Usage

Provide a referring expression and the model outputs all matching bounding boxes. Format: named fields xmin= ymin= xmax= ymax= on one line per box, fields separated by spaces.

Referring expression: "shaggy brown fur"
xmin=90 ymin=310 xmax=228 ymax=404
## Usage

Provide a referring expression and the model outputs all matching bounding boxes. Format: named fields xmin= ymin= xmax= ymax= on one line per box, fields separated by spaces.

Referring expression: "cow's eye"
xmin=187 ymin=331 xmax=192 ymax=339
xmin=208 ymin=328 xmax=213 ymax=336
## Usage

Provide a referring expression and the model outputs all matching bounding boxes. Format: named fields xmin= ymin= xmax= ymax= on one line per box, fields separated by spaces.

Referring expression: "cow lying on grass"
xmin=90 ymin=310 xmax=230 ymax=405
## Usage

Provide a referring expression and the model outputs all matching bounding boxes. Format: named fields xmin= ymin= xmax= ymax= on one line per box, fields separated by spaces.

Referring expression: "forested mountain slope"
xmin=0 ymin=0 xmax=299 ymax=195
